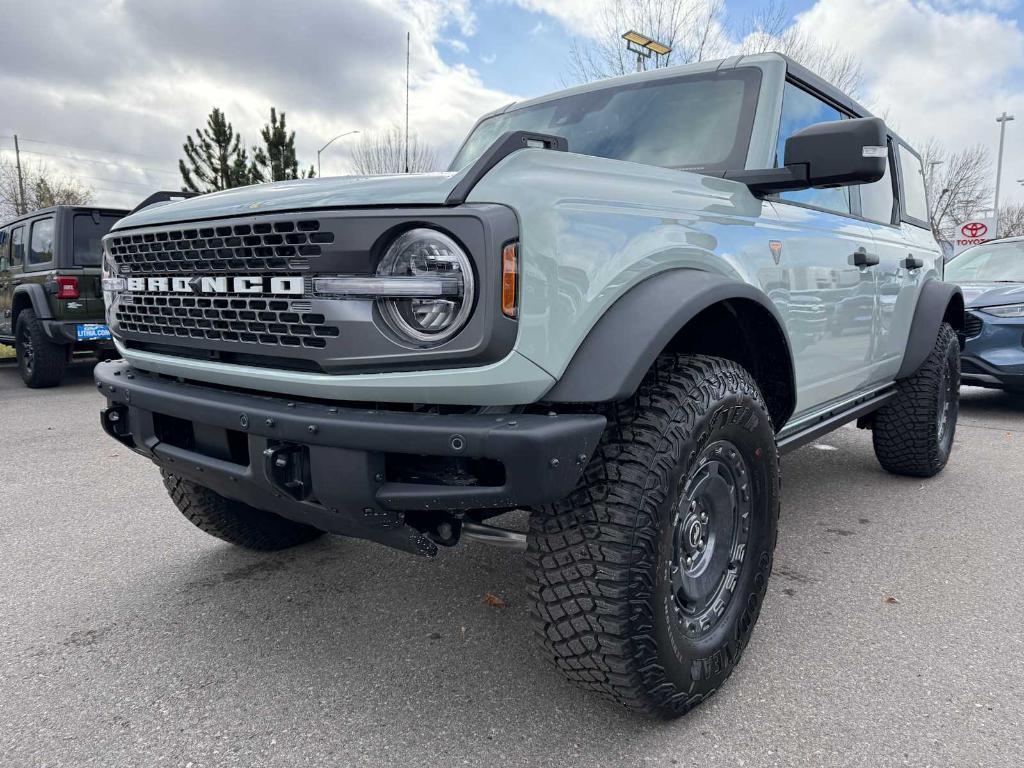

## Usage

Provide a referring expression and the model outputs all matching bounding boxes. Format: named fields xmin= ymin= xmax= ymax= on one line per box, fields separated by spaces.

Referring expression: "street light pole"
xmin=317 ymin=130 xmax=360 ymax=178
xmin=994 ymin=112 xmax=1015 ymax=236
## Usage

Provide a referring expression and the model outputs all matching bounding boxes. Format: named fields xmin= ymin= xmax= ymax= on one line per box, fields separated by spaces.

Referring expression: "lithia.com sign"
xmin=953 ymin=217 xmax=996 ymax=255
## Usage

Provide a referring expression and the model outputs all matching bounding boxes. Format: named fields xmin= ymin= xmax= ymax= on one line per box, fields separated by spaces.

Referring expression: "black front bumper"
xmin=95 ymin=361 xmax=605 ymax=556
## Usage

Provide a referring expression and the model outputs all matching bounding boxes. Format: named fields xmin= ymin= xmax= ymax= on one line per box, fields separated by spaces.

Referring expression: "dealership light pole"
xmin=993 ymin=112 xmax=1014 ymax=236
xmin=621 ymin=31 xmax=672 ymax=72
xmin=317 ymin=130 xmax=360 ymax=178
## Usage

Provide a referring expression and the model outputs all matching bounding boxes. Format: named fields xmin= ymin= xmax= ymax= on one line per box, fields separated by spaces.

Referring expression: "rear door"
xmin=7 ymin=225 xmax=26 ymax=332
xmin=761 ymin=80 xmax=878 ymax=415
xmin=0 ymin=229 xmax=10 ymax=337
xmin=859 ymin=140 xmax=941 ymax=379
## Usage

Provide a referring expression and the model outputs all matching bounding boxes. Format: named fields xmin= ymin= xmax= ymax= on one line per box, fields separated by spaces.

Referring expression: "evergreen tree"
xmin=179 ymin=108 xmax=253 ymax=193
xmin=250 ymin=108 xmax=315 ymax=183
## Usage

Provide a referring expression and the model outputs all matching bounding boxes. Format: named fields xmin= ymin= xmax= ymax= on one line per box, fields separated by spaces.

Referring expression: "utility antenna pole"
xmin=13 ymin=134 xmax=26 ymax=215
xmin=405 ymin=31 xmax=410 ymax=174
xmin=994 ymin=111 xmax=1015 ymax=237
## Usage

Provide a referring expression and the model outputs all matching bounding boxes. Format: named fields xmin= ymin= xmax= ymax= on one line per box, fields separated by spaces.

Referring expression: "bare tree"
xmin=565 ymin=0 xmax=861 ymax=96
xmin=918 ymin=138 xmax=993 ymax=242
xmin=997 ymin=202 xmax=1024 ymax=238
xmin=1 ymin=158 xmax=93 ymax=219
xmin=735 ymin=0 xmax=862 ymax=96
xmin=566 ymin=0 xmax=727 ymax=83
xmin=350 ymin=126 xmax=439 ymax=175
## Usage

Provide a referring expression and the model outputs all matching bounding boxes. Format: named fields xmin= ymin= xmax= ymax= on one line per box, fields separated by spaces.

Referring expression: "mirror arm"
xmin=724 ymin=164 xmax=809 ymax=197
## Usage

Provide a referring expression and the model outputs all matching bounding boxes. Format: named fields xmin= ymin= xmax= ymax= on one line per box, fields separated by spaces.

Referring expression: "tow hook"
xmin=100 ymin=406 xmax=132 ymax=445
xmin=263 ymin=443 xmax=312 ymax=501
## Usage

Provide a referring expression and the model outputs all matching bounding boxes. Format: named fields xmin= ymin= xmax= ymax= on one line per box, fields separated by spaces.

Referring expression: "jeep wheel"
xmin=15 ymin=309 xmax=67 ymax=388
xmin=527 ymin=354 xmax=779 ymax=718
xmin=162 ymin=470 xmax=324 ymax=550
xmin=872 ymin=322 xmax=959 ymax=478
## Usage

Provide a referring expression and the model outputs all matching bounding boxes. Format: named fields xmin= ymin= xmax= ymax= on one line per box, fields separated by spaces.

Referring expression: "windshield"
xmin=450 ymin=68 xmax=761 ymax=173
xmin=73 ymin=213 xmax=121 ymax=266
xmin=945 ymin=241 xmax=1024 ymax=283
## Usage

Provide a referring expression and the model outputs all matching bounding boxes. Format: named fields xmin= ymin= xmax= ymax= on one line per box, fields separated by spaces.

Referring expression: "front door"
xmin=762 ymin=80 xmax=880 ymax=417
xmin=764 ymin=204 xmax=878 ymax=414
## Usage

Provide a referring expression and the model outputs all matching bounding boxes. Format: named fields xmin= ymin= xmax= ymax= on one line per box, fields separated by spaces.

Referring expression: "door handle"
xmin=902 ymin=255 xmax=924 ymax=270
xmin=853 ymin=248 xmax=879 ymax=268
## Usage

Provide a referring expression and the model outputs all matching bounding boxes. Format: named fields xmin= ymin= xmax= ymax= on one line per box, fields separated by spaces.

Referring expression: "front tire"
xmin=872 ymin=322 xmax=959 ymax=477
xmin=16 ymin=309 xmax=67 ymax=388
xmin=162 ymin=471 xmax=324 ymax=550
xmin=527 ymin=354 xmax=780 ymax=718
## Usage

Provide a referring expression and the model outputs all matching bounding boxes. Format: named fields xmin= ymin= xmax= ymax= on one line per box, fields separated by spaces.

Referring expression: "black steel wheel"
xmin=669 ymin=440 xmax=752 ymax=637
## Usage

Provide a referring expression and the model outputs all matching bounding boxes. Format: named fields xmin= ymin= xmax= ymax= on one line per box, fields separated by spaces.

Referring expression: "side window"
xmin=775 ymin=82 xmax=851 ymax=215
xmin=897 ymin=145 xmax=929 ymax=225
xmin=860 ymin=140 xmax=896 ymax=225
xmin=29 ymin=218 xmax=55 ymax=266
xmin=11 ymin=226 xmax=25 ymax=266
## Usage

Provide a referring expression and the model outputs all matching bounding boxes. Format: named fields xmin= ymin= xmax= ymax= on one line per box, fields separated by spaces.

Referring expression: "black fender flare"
xmin=896 ymin=279 xmax=964 ymax=379
xmin=544 ymin=269 xmax=796 ymax=412
xmin=12 ymin=283 xmax=53 ymax=324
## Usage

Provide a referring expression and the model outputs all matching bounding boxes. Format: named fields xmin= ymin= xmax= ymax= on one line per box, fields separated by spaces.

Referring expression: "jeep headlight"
xmin=980 ymin=303 xmax=1024 ymax=318
xmin=375 ymin=228 xmax=474 ymax=345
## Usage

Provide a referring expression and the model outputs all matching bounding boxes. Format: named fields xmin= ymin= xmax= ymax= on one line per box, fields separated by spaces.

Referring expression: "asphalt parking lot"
xmin=2 ymin=359 xmax=1023 ymax=768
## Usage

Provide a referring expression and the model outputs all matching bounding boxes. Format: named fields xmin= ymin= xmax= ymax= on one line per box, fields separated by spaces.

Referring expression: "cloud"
xmin=505 ymin=0 xmax=605 ymax=37
xmin=0 ymin=0 xmax=516 ymax=209
xmin=791 ymin=0 xmax=1024 ymax=202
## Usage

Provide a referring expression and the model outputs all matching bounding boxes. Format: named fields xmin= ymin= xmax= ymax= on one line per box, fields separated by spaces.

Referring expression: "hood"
xmin=115 ymin=171 xmax=464 ymax=230
xmin=955 ymin=281 xmax=1024 ymax=308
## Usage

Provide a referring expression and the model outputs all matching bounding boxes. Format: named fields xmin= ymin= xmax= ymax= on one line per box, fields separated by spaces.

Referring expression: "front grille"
xmin=107 ymin=218 xmax=334 ymax=275
xmin=114 ymin=293 xmax=338 ymax=349
xmin=964 ymin=311 xmax=984 ymax=339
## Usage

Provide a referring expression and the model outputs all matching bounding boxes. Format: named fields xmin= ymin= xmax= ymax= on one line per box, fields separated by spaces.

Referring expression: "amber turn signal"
xmin=501 ymin=242 xmax=518 ymax=319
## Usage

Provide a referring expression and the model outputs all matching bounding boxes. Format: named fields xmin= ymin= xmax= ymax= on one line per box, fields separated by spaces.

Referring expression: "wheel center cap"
xmin=680 ymin=513 xmax=705 ymax=556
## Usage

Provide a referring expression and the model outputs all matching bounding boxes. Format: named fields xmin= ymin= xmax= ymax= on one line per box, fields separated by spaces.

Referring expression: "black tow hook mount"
xmin=263 ymin=443 xmax=312 ymax=501
xmin=100 ymin=406 xmax=133 ymax=446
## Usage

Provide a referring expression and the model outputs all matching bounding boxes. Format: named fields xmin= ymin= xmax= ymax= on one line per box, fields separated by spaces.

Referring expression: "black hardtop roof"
xmin=1 ymin=204 xmax=129 ymax=230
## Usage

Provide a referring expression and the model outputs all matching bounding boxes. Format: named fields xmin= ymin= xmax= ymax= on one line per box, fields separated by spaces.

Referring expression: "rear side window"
xmin=860 ymin=141 xmax=896 ymax=225
xmin=897 ymin=145 xmax=929 ymax=225
xmin=29 ymin=218 xmax=55 ymax=266
xmin=11 ymin=226 xmax=25 ymax=266
xmin=775 ymin=82 xmax=851 ymax=215
xmin=73 ymin=213 xmax=120 ymax=266
xmin=0 ymin=230 xmax=7 ymax=271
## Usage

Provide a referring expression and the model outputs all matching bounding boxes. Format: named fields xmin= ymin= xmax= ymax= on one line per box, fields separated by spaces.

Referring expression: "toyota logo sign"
xmin=953 ymin=217 xmax=996 ymax=255
xmin=961 ymin=221 xmax=988 ymax=238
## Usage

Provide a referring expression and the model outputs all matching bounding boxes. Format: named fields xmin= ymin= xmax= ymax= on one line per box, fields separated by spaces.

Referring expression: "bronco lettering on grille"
xmin=125 ymin=276 xmax=304 ymax=295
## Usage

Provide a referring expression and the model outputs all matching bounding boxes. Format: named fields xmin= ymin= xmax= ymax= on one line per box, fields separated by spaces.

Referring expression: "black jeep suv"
xmin=1 ymin=206 xmax=126 ymax=387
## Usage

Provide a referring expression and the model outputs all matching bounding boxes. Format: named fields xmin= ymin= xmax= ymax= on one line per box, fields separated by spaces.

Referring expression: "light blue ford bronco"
xmin=96 ymin=53 xmax=964 ymax=717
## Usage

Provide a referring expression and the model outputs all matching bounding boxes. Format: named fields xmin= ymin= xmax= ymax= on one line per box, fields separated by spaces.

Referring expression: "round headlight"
xmin=376 ymin=228 xmax=474 ymax=345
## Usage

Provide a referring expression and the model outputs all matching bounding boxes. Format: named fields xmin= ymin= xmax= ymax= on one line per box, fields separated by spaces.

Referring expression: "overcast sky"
xmin=1 ymin=0 xmax=1021 ymax=211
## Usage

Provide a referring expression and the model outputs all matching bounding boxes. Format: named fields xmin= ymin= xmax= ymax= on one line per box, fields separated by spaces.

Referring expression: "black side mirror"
xmin=726 ymin=117 xmax=888 ymax=196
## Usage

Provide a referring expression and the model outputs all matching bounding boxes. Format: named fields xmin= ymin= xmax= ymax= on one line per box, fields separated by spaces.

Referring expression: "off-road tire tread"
xmin=873 ymin=322 xmax=959 ymax=478
xmin=16 ymin=309 xmax=67 ymax=388
xmin=526 ymin=353 xmax=778 ymax=717
xmin=162 ymin=470 xmax=323 ymax=550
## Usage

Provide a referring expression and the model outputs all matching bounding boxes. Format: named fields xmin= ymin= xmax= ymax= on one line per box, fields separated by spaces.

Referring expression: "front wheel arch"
xmin=543 ymin=269 xmax=796 ymax=430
